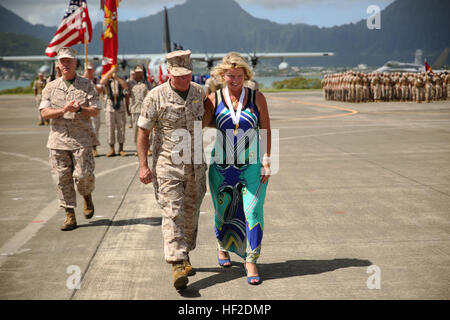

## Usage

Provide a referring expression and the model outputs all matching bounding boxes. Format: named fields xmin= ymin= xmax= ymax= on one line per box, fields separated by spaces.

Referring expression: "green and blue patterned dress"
xmin=209 ymin=88 xmax=268 ymax=263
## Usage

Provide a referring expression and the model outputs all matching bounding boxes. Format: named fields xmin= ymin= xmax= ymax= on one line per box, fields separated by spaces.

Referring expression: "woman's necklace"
xmin=224 ymin=86 xmax=245 ymax=135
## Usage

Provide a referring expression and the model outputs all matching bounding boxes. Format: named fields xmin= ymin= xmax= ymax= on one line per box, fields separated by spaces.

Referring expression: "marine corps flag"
xmin=424 ymin=61 xmax=433 ymax=73
xmin=101 ymin=0 xmax=119 ymax=77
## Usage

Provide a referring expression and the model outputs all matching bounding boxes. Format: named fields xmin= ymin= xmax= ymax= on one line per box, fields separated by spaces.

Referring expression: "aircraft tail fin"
xmin=163 ymin=7 xmax=171 ymax=54
xmin=414 ymin=49 xmax=423 ymax=65
xmin=432 ymin=48 xmax=449 ymax=69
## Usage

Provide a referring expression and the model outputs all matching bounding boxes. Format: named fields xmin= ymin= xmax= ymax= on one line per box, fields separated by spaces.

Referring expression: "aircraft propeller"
xmin=247 ymin=50 xmax=259 ymax=69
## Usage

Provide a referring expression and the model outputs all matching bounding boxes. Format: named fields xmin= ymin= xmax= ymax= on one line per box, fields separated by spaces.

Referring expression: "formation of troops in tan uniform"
xmin=322 ymin=71 xmax=449 ymax=103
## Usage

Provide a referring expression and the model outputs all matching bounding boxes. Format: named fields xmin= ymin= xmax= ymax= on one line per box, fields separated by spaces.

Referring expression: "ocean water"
xmin=0 ymin=75 xmax=320 ymax=91
xmin=0 ymin=80 xmax=31 ymax=91
xmin=254 ymin=76 xmax=295 ymax=88
xmin=0 ymin=78 xmax=289 ymax=90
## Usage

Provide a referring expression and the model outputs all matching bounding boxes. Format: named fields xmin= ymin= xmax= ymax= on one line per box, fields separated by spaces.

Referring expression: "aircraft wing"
xmin=243 ymin=52 xmax=334 ymax=59
xmin=190 ymin=52 xmax=334 ymax=62
xmin=0 ymin=55 xmax=52 ymax=61
xmin=1 ymin=52 xmax=334 ymax=62
xmin=0 ymin=54 xmax=166 ymax=62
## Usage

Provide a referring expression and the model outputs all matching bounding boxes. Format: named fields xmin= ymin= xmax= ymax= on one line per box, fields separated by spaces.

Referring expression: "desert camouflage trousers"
xmin=49 ymin=148 xmax=95 ymax=209
xmin=106 ymin=111 xmax=126 ymax=145
xmin=415 ymin=87 xmax=424 ymax=102
xmin=156 ymin=166 xmax=206 ymax=263
xmin=91 ymin=114 xmax=101 ymax=142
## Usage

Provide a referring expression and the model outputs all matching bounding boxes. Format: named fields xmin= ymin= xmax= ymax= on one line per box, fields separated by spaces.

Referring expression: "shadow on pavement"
xmin=77 ymin=217 xmax=162 ymax=227
xmin=179 ymin=258 xmax=372 ymax=298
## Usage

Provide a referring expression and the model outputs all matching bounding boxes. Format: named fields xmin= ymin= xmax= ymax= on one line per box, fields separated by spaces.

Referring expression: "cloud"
xmin=237 ymin=0 xmax=393 ymax=9
xmin=0 ymin=0 xmax=185 ymax=26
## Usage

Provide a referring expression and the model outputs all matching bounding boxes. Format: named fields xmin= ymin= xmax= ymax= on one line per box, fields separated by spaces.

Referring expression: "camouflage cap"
xmin=86 ymin=62 xmax=94 ymax=69
xmin=166 ymin=50 xmax=192 ymax=76
xmin=135 ymin=65 xmax=144 ymax=72
xmin=57 ymin=47 xmax=77 ymax=60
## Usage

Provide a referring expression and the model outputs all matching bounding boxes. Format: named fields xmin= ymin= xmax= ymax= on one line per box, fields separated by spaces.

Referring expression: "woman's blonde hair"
xmin=211 ymin=52 xmax=254 ymax=83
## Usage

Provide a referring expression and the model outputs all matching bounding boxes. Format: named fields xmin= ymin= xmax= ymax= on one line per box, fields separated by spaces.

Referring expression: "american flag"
xmin=45 ymin=0 xmax=92 ymax=58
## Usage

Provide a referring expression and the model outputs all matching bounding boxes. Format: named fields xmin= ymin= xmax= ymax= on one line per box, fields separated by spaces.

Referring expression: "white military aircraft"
xmin=0 ymin=7 xmax=334 ymax=79
xmin=375 ymin=48 xmax=449 ymax=73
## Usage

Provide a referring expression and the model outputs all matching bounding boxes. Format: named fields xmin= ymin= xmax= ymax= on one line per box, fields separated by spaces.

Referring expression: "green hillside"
xmin=0 ymin=32 xmax=47 ymax=56
xmin=0 ymin=0 xmax=449 ymax=67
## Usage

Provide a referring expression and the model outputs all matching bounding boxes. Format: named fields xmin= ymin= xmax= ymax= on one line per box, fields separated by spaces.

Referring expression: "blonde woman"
xmin=203 ymin=52 xmax=271 ymax=285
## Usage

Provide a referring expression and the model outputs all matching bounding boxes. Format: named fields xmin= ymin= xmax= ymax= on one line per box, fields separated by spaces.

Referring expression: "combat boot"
xmin=61 ymin=208 xmax=77 ymax=231
xmin=92 ymin=147 xmax=99 ymax=157
xmin=184 ymin=256 xmax=196 ymax=276
xmin=106 ymin=144 xmax=115 ymax=157
xmin=119 ymin=143 xmax=126 ymax=157
xmin=83 ymin=194 xmax=94 ymax=219
xmin=172 ymin=261 xmax=188 ymax=290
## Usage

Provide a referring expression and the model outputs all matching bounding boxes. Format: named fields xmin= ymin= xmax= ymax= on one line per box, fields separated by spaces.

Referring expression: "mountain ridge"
xmin=0 ymin=0 xmax=449 ymax=67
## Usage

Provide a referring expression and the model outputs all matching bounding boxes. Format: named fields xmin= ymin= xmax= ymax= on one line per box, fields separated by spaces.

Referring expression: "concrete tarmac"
xmin=0 ymin=91 xmax=449 ymax=300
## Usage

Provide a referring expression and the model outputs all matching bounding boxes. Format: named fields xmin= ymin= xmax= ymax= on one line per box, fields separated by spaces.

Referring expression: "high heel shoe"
xmin=217 ymin=251 xmax=231 ymax=268
xmin=244 ymin=262 xmax=262 ymax=285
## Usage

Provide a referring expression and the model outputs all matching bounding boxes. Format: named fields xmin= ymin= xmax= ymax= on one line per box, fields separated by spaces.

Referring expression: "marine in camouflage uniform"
xmin=245 ymin=79 xmax=259 ymax=91
xmin=400 ymin=73 xmax=409 ymax=102
xmin=100 ymin=67 xmax=130 ymax=157
xmin=355 ymin=72 xmax=363 ymax=103
xmin=205 ymin=74 xmax=223 ymax=96
xmin=409 ymin=73 xmax=416 ymax=102
xmin=33 ymin=72 xmax=48 ymax=126
xmin=349 ymin=73 xmax=356 ymax=102
xmin=383 ymin=73 xmax=392 ymax=102
xmin=433 ymin=74 xmax=442 ymax=101
xmin=129 ymin=65 xmax=151 ymax=154
xmin=362 ymin=74 xmax=370 ymax=102
xmin=372 ymin=73 xmax=382 ymax=102
xmin=137 ymin=50 xmax=207 ymax=290
xmin=127 ymin=70 xmax=137 ymax=129
xmin=424 ymin=73 xmax=433 ymax=103
xmin=83 ymin=62 xmax=102 ymax=157
xmin=415 ymin=74 xmax=424 ymax=103
xmin=39 ymin=47 xmax=100 ymax=231
xmin=444 ymin=73 xmax=449 ymax=100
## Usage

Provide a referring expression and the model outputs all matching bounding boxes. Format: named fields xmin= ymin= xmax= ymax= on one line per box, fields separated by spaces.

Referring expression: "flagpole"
xmin=84 ymin=38 xmax=88 ymax=71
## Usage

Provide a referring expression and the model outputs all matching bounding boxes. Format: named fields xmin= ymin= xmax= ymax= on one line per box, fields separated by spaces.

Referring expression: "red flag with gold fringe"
xmin=424 ymin=61 xmax=433 ymax=73
xmin=101 ymin=0 xmax=119 ymax=77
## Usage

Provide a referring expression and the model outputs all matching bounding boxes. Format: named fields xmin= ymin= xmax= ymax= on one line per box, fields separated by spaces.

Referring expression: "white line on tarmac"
xmin=0 ymin=161 xmax=138 ymax=268
xmin=275 ymin=120 xmax=450 ymax=129
xmin=0 ymin=131 xmax=45 ymax=135
xmin=279 ymin=127 xmax=401 ymax=141
xmin=96 ymin=162 xmax=138 ymax=178
xmin=0 ymin=151 xmax=50 ymax=166
xmin=280 ymin=149 xmax=450 ymax=158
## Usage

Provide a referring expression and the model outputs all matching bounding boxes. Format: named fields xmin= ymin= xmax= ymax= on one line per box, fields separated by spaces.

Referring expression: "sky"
xmin=0 ymin=0 xmax=395 ymax=28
